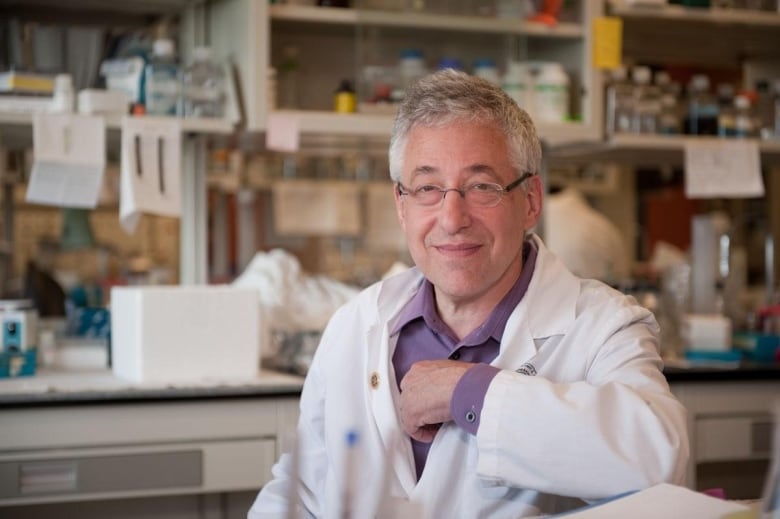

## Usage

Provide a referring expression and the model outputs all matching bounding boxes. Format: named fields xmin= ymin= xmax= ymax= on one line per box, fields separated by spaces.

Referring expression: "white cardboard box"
xmin=110 ymin=286 xmax=259 ymax=383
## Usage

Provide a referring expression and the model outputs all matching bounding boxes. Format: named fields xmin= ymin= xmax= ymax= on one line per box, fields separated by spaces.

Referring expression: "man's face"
xmin=394 ymin=120 xmax=542 ymax=307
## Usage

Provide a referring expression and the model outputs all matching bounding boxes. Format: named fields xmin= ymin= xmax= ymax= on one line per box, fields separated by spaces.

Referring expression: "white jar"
xmin=50 ymin=74 xmax=75 ymax=113
xmin=473 ymin=58 xmax=500 ymax=86
xmin=501 ymin=61 xmax=531 ymax=115
xmin=534 ymin=62 xmax=570 ymax=123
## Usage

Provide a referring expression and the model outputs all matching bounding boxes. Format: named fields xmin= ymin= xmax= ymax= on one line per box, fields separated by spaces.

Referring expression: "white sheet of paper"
xmin=266 ymin=112 xmax=300 ymax=152
xmin=684 ymin=139 xmax=764 ymax=199
xmin=26 ymin=113 xmax=106 ymax=208
xmin=559 ymin=484 xmax=749 ymax=519
xmin=119 ymin=116 xmax=182 ymax=234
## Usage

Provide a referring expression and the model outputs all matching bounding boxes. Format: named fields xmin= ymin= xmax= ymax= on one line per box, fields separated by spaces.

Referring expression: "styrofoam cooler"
xmin=110 ymin=286 xmax=259 ymax=383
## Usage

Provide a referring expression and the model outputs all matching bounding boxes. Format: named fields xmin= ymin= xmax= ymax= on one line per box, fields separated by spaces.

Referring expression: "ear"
xmin=522 ymin=175 xmax=544 ymax=231
xmin=393 ymin=183 xmax=407 ymax=232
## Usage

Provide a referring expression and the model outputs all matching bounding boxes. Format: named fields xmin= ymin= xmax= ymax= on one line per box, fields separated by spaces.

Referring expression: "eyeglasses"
xmin=396 ymin=171 xmax=534 ymax=208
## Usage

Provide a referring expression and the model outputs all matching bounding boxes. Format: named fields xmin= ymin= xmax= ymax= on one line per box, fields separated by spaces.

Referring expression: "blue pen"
xmin=341 ymin=429 xmax=359 ymax=519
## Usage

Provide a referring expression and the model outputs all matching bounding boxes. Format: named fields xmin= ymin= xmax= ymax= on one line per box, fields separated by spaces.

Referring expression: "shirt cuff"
xmin=451 ymin=363 xmax=501 ymax=435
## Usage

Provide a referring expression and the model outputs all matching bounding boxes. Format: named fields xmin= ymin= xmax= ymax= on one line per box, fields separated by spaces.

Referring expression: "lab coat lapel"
xmin=365 ymin=272 xmax=421 ymax=497
xmin=493 ymin=235 xmax=579 ymax=369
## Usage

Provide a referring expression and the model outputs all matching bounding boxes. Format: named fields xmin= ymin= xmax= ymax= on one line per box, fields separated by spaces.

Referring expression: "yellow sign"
xmin=592 ymin=16 xmax=623 ymax=70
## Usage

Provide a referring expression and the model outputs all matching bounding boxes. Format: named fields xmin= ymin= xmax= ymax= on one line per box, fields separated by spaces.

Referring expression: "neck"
xmin=434 ymin=253 xmax=524 ymax=340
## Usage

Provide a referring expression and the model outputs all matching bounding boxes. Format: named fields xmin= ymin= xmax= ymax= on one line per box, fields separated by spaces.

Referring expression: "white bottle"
xmin=502 ymin=61 xmax=531 ymax=115
xmin=398 ymin=48 xmax=427 ymax=92
xmin=145 ymin=38 xmax=180 ymax=116
xmin=473 ymin=58 xmax=500 ymax=86
xmin=50 ymin=74 xmax=74 ymax=113
xmin=182 ymin=46 xmax=225 ymax=118
xmin=534 ymin=62 xmax=569 ymax=124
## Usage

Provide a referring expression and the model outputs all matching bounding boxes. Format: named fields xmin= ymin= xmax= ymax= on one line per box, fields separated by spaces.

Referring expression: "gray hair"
xmin=388 ymin=69 xmax=542 ymax=183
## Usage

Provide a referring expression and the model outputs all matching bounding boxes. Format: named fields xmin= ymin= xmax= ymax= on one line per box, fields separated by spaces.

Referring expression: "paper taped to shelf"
xmin=26 ymin=113 xmax=106 ymax=208
xmin=684 ymin=139 xmax=763 ymax=199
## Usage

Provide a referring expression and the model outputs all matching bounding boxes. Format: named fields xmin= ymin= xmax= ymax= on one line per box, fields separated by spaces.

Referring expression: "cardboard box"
xmin=110 ymin=286 xmax=259 ymax=383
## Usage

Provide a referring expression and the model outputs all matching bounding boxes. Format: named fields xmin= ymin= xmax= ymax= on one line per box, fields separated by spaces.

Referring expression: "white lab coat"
xmin=249 ymin=235 xmax=689 ymax=519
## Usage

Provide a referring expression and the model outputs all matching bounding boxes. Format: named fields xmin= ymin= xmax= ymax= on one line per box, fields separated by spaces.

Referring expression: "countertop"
xmin=0 ymin=367 xmax=305 ymax=407
xmin=1 ymin=361 xmax=777 ymax=408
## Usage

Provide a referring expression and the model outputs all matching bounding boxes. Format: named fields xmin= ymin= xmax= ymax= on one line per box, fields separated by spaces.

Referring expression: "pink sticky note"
xmin=266 ymin=112 xmax=300 ymax=152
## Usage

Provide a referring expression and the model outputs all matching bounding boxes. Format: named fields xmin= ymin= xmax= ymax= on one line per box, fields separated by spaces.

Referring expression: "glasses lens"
xmin=466 ymin=184 xmax=502 ymax=207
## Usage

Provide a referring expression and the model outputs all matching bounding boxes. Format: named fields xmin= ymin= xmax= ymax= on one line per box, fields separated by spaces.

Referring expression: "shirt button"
xmin=450 ymin=351 xmax=461 ymax=360
xmin=465 ymin=410 xmax=476 ymax=423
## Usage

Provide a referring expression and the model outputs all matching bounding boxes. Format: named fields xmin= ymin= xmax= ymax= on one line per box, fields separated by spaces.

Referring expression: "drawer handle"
xmin=20 ymin=461 xmax=78 ymax=494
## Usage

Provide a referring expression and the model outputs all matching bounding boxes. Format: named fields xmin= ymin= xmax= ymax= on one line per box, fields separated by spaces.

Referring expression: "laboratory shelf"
xmin=0 ymin=111 xmax=234 ymax=134
xmin=266 ymin=109 xmax=595 ymax=147
xmin=269 ymin=4 xmax=584 ymax=37
xmin=608 ymin=0 xmax=780 ymax=27
xmin=550 ymin=133 xmax=780 ymax=167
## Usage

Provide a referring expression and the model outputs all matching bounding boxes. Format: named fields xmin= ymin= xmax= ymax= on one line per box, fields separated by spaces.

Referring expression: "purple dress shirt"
xmin=390 ymin=239 xmax=538 ymax=479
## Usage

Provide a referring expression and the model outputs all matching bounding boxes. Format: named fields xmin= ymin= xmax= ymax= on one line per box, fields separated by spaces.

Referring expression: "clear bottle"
xmin=181 ymin=46 xmax=225 ymax=118
xmin=716 ymin=83 xmax=736 ymax=137
xmin=277 ymin=46 xmax=300 ymax=109
xmin=733 ymin=94 xmax=756 ymax=138
xmin=631 ymin=66 xmax=659 ymax=134
xmin=685 ymin=74 xmax=719 ymax=135
xmin=144 ymin=38 xmax=180 ymax=116
xmin=605 ymin=66 xmax=634 ymax=136
xmin=658 ymin=94 xmax=680 ymax=135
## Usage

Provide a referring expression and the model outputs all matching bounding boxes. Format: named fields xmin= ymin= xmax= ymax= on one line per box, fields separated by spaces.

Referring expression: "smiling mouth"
xmin=435 ymin=243 xmax=481 ymax=254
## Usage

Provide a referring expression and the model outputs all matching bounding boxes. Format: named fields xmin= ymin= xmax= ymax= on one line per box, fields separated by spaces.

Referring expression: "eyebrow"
xmin=409 ymin=163 xmax=499 ymax=179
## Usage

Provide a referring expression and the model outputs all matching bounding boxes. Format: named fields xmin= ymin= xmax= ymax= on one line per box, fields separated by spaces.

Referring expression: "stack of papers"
xmin=558 ymin=484 xmax=751 ymax=518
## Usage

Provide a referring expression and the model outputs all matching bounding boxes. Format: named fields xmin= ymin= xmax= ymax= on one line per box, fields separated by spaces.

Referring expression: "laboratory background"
xmin=0 ymin=0 xmax=778 ymax=517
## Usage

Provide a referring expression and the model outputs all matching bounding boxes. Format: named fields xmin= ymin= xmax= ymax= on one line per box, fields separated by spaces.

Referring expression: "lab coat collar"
xmin=521 ymin=234 xmax=579 ymax=340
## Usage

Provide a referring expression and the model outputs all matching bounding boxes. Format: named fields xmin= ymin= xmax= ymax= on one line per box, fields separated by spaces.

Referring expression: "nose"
xmin=438 ymin=188 xmax=471 ymax=233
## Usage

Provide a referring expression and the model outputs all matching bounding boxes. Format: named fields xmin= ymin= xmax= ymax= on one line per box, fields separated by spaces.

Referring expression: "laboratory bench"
xmin=0 ymin=367 xmax=304 ymax=519
xmin=0 ymin=363 xmax=778 ymax=517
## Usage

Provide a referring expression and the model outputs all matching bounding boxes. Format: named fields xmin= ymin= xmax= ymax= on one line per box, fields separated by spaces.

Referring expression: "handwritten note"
xmin=684 ymin=139 xmax=763 ymax=199
xmin=26 ymin=113 xmax=106 ymax=208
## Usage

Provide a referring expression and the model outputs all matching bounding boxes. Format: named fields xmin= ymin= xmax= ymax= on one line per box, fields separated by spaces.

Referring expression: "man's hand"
xmin=398 ymin=359 xmax=473 ymax=443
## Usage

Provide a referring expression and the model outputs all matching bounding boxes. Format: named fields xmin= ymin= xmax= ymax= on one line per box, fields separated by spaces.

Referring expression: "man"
xmin=249 ymin=69 xmax=689 ymax=518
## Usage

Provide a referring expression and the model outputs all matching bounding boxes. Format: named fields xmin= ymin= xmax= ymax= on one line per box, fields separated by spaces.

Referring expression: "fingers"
xmin=398 ymin=359 xmax=473 ymax=442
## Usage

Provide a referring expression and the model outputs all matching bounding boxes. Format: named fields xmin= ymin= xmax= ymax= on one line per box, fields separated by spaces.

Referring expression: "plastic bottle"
xmin=181 ymin=46 xmax=225 ymax=118
xmin=534 ymin=62 xmax=569 ymax=124
xmin=50 ymin=74 xmax=75 ymax=113
xmin=502 ymin=61 xmax=531 ymax=115
xmin=605 ymin=66 xmax=633 ymax=136
xmin=334 ymin=79 xmax=356 ymax=113
xmin=473 ymin=58 xmax=500 ymax=85
xmin=144 ymin=38 xmax=180 ymax=116
xmin=436 ymin=57 xmax=463 ymax=72
xmin=685 ymin=74 xmax=719 ymax=135
xmin=277 ymin=46 xmax=300 ymax=109
xmin=398 ymin=48 xmax=427 ymax=93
